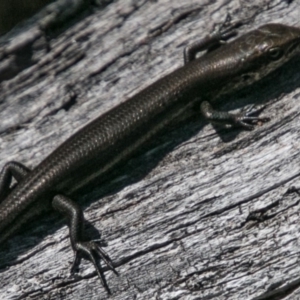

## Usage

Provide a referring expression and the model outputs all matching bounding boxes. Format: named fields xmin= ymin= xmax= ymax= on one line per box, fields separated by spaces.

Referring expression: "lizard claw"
xmin=231 ymin=104 xmax=270 ymax=129
xmin=71 ymin=241 xmax=118 ymax=294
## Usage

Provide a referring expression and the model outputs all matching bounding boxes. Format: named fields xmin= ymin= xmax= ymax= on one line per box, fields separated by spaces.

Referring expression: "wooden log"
xmin=0 ymin=0 xmax=300 ymax=299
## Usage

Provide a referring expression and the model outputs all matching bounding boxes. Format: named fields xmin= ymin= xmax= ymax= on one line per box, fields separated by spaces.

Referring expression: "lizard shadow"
xmin=212 ymin=56 xmax=300 ymax=143
xmin=1 ymin=55 xmax=300 ymax=285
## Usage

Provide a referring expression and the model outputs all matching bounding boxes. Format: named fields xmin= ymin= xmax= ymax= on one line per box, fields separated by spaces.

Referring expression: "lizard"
xmin=0 ymin=22 xmax=300 ymax=293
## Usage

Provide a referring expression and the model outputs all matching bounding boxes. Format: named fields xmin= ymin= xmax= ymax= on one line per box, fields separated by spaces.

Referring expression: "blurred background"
xmin=0 ymin=0 xmax=54 ymax=36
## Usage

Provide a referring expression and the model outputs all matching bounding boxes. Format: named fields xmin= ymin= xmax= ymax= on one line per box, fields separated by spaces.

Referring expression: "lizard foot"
xmin=71 ymin=241 xmax=119 ymax=294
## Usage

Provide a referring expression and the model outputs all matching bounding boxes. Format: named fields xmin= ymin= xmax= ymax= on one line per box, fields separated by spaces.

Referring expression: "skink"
xmin=0 ymin=23 xmax=300 ymax=293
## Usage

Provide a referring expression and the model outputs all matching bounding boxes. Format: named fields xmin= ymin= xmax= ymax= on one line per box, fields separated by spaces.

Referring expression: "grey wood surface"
xmin=0 ymin=0 xmax=300 ymax=299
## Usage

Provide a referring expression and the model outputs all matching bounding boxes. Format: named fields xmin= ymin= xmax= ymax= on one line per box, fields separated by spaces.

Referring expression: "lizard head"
xmin=238 ymin=23 xmax=300 ymax=79
xmin=208 ymin=23 xmax=300 ymax=99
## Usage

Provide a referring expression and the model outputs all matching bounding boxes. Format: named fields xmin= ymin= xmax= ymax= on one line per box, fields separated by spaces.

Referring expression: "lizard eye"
xmin=268 ymin=47 xmax=284 ymax=60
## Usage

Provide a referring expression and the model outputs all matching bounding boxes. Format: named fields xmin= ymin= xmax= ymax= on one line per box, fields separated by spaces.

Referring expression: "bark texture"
xmin=0 ymin=0 xmax=300 ymax=299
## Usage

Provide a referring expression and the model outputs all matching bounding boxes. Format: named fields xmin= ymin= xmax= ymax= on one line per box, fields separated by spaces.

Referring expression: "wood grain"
xmin=0 ymin=0 xmax=300 ymax=299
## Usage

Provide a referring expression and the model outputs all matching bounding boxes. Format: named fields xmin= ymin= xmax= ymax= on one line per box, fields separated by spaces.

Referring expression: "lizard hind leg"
xmin=52 ymin=194 xmax=118 ymax=294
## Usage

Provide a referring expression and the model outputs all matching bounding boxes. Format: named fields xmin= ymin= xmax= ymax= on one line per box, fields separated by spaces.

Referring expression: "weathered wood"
xmin=0 ymin=0 xmax=300 ymax=299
